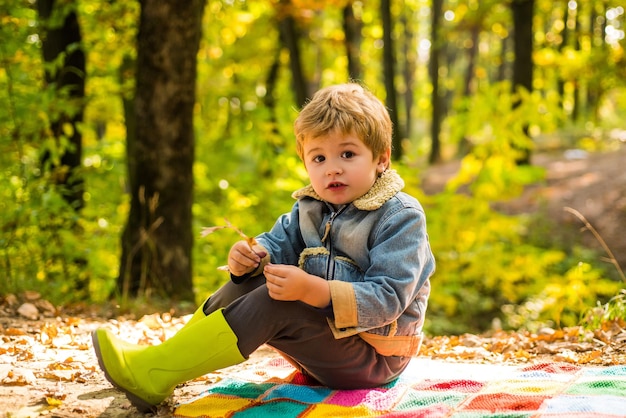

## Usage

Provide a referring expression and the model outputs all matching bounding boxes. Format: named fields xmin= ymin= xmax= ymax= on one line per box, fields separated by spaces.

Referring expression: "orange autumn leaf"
xmin=4 ymin=328 xmax=26 ymax=336
xmin=578 ymin=350 xmax=603 ymax=364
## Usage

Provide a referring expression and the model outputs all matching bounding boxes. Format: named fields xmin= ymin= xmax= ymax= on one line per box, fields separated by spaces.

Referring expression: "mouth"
xmin=327 ymin=182 xmax=346 ymax=190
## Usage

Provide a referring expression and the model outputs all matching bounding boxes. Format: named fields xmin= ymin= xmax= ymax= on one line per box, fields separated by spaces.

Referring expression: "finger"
xmin=266 ymin=273 xmax=285 ymax=290
xmin=251 ymin=245 xmax=267 ymax=259
xmin=243 ymin=247 xmax=262 ymax=263
xmin=234 ymin=241 xmax=260 ymax=261
xmin=233 ymin=249 xmax=261 ymax=267
xmin=263 ymin=263 xmax=282 ymax=276
xmin=266 ymin=283 xmax=283 ymax=300
xmin=264 ymin=271 xmax=278 ymax=285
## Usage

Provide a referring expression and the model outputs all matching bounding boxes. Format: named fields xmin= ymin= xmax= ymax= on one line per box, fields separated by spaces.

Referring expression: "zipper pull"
xmin=321 ymin=206 xmax=346 ymax=243
xmin=321 ymin=219 xmax=331 ymax=243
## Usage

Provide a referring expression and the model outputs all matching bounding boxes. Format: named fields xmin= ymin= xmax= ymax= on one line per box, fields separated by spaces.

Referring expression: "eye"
xmin=313 ymin=155 xmax=325 ymax=163
xmin=341 ymin=151 xmax=355 ymax=159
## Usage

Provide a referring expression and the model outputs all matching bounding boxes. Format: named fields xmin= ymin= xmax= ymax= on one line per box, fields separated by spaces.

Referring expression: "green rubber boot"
xmin=181 ymin=297 xmax=210 ymax=329
xmin=92 ymin=308 xmax=245 ymax=413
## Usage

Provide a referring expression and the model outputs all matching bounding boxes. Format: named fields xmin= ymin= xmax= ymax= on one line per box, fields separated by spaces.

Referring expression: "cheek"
xmin=306 ymin=166 xmax=323 ymax=183
xmin=303 ymin=162 xmax=316 ymax=176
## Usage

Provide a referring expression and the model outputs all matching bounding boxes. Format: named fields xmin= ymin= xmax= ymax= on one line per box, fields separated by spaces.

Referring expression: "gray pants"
xmin=202 ymin=275 xmax=410 ymax=389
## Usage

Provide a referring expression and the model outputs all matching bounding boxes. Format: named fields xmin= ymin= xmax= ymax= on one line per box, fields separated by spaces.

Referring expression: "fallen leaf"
xmin=64 ymin=317 xmax=82 ymax=326
xmin=578 ymin=350 xmax=603 ymax=364
xmin=47 ymin=359 xmax=74 ymax=371
xmin=40 ymin=322 xmax=59 ymax=345
xmin=554 ymin=350 xmax=580 ymax=363
xmin=2 ymin=369 xmax=36 ymax=386
xmin=139 ymin=313 xmax=164 ymax=330
xmin=46 ymin=396 xmax=64 ymax=406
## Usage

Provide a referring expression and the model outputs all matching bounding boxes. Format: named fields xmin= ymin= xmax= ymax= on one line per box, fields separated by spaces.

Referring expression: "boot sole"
xmin=91 ymin=330 xmax=157 ymax=414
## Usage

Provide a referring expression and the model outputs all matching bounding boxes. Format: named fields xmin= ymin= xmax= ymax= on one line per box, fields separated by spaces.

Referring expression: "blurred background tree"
xmin=1 ymin=0 xmax=624 ymax=334
xmin=117 ymin=0 xmax=205 ymax=303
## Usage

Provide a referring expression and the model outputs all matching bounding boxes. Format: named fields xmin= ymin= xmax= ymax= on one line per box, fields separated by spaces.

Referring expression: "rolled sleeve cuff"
xmin=328 ymin=280 xmax=358 ymax=328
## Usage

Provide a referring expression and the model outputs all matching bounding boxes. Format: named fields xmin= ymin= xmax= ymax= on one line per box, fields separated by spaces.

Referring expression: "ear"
xmin=376 ymin=148 xmax=391 ymax=174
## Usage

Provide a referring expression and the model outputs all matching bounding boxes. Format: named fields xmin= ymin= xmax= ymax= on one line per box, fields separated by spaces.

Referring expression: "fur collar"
xmin=291 ymin=169 xmax=404 ymax=211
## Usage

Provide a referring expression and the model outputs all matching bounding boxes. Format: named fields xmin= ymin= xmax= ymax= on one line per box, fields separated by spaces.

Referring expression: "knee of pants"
xmin=224 ymin=284 xmax=326 ymax=334
xmin=203 ymin=275 xmax=266 ymax=314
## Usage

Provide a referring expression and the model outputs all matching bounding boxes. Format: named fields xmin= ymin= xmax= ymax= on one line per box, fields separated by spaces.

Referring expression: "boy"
xmin=92 ymin=83 xmax=435 ymax=413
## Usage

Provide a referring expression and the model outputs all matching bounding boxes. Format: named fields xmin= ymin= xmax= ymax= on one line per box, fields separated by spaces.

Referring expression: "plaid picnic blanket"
xmin=173 ymin=356 xmax=626 ymax=417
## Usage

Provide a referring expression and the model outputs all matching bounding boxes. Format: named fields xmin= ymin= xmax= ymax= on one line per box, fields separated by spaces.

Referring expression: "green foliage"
xmin=404 ymin=175 xmax=622 ymax=335
xmin=402 ymin=83 xmax=621 ymax=334
xmin=192 ymin=103 xmax=308 ymax=298
xmin=582 ymin=289 xmax=626 ymax=331
xmin=0 ymin=166 xmax=86 ymax=301
xmin=0 ymin=4 xmax=81 ymax=302
xmin=1 ymin=0 xmax=625 ymax=336
xmin=418 ymin=190 xmax=551 ymax=334
xmin=79 ymin=134 xmax=128 ymax=302
xmin=448 ymin=81 xmax=564 ymax=158
xmin=503 ymin=261 xmax=622 ymax=332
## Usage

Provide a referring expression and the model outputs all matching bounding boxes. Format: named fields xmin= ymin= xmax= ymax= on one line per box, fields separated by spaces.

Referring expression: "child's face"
xmin=302 ymin=130 xmax=390 ymax=206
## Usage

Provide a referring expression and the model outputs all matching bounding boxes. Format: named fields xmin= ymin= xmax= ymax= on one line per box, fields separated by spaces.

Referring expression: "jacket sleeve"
xmin=254 ymin=201 xmax=306 ymax=267
xmin=330 ymin=204 xmax=434 ymax=332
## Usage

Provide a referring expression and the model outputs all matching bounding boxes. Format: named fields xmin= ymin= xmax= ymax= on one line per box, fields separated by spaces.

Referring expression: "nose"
xmin=326 ymin=165 xmax=342 ymax=176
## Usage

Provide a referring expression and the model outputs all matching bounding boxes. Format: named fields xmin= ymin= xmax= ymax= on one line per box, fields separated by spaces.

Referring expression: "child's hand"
xmin=264 ymin=264 xmax=306 ymax=301
xmin=228 ymin=240 xmax=266 ymax=276
xmin=264 ymin=263 xmax=330 ymax=308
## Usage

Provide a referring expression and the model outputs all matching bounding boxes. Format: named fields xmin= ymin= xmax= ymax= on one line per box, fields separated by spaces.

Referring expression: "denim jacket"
xmin=242 ymin=170 xmax=434 ymax=357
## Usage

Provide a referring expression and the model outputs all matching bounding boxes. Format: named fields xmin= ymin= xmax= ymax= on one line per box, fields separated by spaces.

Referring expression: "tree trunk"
xmin=263 ymin=49 xmax=282 ymax=134
xmin=496 ymin=35 xmax=509 ymax=83
xmin=571 ymin=1 xmax=581 ymax=122
xmin=457 ymin=24 xmax=480 ymax=157
xmin=400 ymin=9 xmax=416 ymax=140
xmin=557 ymin=2 xmax=568 ymax=116
xmin=587 ymin=1 xmax=604 ymax=120
xmin=463 ymin=26 xmax=480 ymax=101
xmin=118 ymin=0 xmax=205 ymax=302
xmin=278 ymin=1 xmax=309 ymax=108
xmin=429 ymin=0 xmax=443 ymax=164
xmin=511 ymin=0 xmax=534 ymax=165
xmin=37 ymin=0 xmax=85 ymax=210
xmin=343 ymin=4 xmax=363 ymax=81
xmin=381 ymin=0 xmax=402 ymax=161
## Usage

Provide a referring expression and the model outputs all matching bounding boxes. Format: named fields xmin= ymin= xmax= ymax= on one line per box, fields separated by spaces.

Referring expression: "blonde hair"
xmin=294 ymin=83 xmax=392 ymax=165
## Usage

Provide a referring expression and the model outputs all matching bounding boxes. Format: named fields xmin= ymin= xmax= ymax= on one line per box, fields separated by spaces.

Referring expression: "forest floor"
xmin=1 ymin=142 xmax=626 ymax=418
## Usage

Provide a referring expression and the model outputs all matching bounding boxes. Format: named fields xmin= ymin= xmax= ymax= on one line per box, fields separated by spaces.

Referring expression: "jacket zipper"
xmin=322 ymin=205 xmax=347 ymax=280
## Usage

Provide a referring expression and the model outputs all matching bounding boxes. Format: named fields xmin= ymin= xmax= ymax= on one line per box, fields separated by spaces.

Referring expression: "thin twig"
xmin=564 ymin=206 xmax=626 ymax=283
xmin=201 ymin=218 xmax=257 ymax=248
xmin=201 ymin=219 xmax=258 ymax=272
